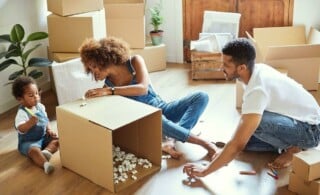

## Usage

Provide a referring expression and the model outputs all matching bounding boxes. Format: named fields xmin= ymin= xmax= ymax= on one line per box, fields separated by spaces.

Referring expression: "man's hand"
xmin=183 ymin=163 xmax=208 ymax=178
xmin=47 ymin=129 xmax=58 ymax=139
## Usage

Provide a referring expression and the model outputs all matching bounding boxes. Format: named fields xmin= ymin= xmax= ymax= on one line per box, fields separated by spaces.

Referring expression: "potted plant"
xmin=149 ymin=1 xmax=164 ymax=46
xmin=0 ymin=24 xmax=52 ymax=84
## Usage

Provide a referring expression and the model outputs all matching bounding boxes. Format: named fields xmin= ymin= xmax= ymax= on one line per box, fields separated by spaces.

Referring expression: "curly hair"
xmin=79 ymin=37 xmax=130 ymax=74
xmin=12 ymin=76 xmax=36 ymax=99
xmin=222 ymin=38 xmax=256 ymax=72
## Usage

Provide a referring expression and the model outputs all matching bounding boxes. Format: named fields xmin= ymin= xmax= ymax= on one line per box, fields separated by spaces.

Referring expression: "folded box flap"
xmin=265 ymin=44 xmax=320 ymax=60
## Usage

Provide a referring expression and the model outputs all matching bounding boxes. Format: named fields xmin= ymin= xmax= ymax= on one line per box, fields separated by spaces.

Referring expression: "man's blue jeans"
xmin=245 ymin=111 xmax=320 ymax=152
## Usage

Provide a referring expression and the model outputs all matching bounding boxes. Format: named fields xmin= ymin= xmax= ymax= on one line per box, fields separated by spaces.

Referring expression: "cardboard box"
xmin=288 ymin=172 xmax=320 ymax=195
xmin=190 ymin=51 xmax=225 ymax=80
xmin=48 ymin=47 xmax=80 ymax=63
xmin=247 ymin=26 xmax=320 ymax=90
xmin=130 ymin=44 xmax=166 ymax=72
xmin=47 ymin=9 xmax=106 ymax=52
xmin=56 ymin=96 xmax=162 ymax=192
xmin=292 ymin=149 xmax=320 ymax=182
xmin=104 ymin=0 xmax=145 ymax=48
xmin=235 ymin=68 xmax=288 ymax=109
xmin=47 ymin=0 xmax=104 ymax=16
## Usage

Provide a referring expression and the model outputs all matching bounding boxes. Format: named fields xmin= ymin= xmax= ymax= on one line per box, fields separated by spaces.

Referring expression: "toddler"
xmin=12 ymin=76 xmax=59 ymax=174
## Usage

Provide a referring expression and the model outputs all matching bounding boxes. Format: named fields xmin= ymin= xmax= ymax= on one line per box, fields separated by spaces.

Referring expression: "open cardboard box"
xmin=246 ymin=26 xmax=320 ymax=90
xmin=56 ymin=96 xmax=162 ymax=193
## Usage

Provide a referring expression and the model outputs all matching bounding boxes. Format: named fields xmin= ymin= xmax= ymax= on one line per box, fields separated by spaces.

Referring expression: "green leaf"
xmin=22 ymin=43 xmax=41 ymax=62
xmin=0 ymin=59 xmax=18 ymax=71
xmin=28 ymin=69 xmax=43 ymax=79
xmin=10 ymin=24 xmax=25 ymax=43
xmin=0 ymin=34 xmax=11 ymax=43
xmin=9 ymin=69 xmax=24 ymax=80
xmin=26 ymin=32 xmax=48 ymax=42
xmin=28 ymin=58 xmax=52 ymax=67
xmin=6 ymin=44 xmax=21 ymax=58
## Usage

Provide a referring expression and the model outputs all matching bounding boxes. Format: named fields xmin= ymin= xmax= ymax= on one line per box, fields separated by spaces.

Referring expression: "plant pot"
xmin=150 ymin=30 xmax=164 ymax=46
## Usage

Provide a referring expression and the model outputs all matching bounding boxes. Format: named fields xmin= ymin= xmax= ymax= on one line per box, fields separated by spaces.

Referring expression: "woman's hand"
xmin=183 ymin=163 xmax=208 ymax=178
xmin=85 ymin=88 xmax=108 ymax=98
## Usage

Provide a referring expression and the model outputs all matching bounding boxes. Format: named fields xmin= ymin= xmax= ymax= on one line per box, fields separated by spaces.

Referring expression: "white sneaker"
xmin=44 ymin=162 xmax=54 ymax=174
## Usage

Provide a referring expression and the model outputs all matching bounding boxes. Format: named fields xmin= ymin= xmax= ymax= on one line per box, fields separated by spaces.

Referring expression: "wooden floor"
xmin=1 ymin=63 xmax=319 ymax=195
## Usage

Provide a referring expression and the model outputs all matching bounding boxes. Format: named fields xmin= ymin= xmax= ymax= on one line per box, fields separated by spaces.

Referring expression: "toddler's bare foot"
xmin=162 ymin=140 xmax=183 ymax=159
xmin=268 ymin=146 xmax=301 ymax=169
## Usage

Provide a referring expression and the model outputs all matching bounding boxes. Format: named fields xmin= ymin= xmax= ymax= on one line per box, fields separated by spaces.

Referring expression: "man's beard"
xmin=223 ymin=70 xmax=240 ymax=81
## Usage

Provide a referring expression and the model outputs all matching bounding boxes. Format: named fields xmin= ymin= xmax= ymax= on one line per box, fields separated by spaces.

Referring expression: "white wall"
xmin=293 ymin=0 xmax=320 ymax=33
xmin=0 ymin=0 xmax=50 ymax=114
xmin=0 ymin=0 xmax=319 ymax=114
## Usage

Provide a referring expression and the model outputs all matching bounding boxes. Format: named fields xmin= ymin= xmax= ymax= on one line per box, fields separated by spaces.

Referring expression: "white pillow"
xmin=51 ymin=58 xmax=103 ymax=105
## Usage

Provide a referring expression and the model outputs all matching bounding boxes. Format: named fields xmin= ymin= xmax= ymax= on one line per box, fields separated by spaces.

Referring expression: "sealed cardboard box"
xmin=247 ymin=26 xmax=320 ymax=90
xmin=56 ymin=96 xmax=162 ymax=193
xmin=190 ymin=51 xmax=225 ymax=80
xmin=104 ymin=0 xmax=145 ymax=48
xmin=288 ymin=172 xmax=320 ymax=195
xmin=131 ymin=44 xmax=166 ymax=72
xmin=292 ymin=149 xmax=320 ymax=182
xmin=47 ymin=9 xmax=106 ymax=52
xmin=47 ymin=0 xmax=104 ymax=16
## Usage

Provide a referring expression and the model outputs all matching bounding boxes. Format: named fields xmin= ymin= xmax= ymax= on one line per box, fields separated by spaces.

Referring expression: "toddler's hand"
xmin=29 ymin=115 xmax=38 ymax=126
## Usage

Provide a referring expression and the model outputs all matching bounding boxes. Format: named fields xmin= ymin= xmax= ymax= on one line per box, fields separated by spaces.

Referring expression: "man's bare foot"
xmin=162 ymin=140 xmax=183 ymax=159
xmin=268 ymin=146 xmax=301 ymax=169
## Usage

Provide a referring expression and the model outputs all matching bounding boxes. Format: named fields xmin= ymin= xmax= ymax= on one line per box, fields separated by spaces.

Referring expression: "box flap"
xmin=308 ymin=27 xmax=320 ymax=44
xmin=57 ymin=96 xmax=160 ymax=130
xmin=253 ymin=26 xmax=306 ymax=59
xmin=265 ymin=44 xmax=320 ymax=60
xmin=294 ymin=149 xmax=320 ymax=165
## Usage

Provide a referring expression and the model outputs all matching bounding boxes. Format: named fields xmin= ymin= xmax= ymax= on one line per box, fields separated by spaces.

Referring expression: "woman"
xmin=79 ymin=37 xmax=216 ymax=159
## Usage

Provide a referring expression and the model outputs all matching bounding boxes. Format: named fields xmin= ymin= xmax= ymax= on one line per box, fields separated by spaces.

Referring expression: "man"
xmin=183 ymin=38 xmax=320 ymax=177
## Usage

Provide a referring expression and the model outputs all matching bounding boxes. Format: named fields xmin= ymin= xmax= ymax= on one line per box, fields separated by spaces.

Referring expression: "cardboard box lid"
xmin=57 ymin=96 xmax=160 ymax=130
xmin=265 ymin=44 xmax=320 ymax=60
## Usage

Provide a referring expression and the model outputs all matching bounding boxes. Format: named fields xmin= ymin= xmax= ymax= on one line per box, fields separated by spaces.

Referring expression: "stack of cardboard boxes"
xmin=47 ymin=0 xmax=105 ymax=62
xmin=288 ymin=149 xmax=320 ymax=195
xmin=47 ymin=0 xmax=166 ymax=73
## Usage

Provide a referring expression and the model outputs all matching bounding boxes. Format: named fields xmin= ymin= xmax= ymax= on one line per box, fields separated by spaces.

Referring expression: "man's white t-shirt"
xmin=241 ymin=63 xmax=320 ymax=125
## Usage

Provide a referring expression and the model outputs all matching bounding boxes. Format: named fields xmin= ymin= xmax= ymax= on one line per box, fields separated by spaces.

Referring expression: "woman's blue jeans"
xmin=245 ymin=111 xmax=320 ymax=152
xmin=160 ymin=91 xmax=209 ymax=142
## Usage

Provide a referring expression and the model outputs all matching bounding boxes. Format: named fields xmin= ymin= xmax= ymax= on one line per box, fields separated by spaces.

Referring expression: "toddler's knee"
xmin=28 ymin=147 xmax=41 ymax=156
